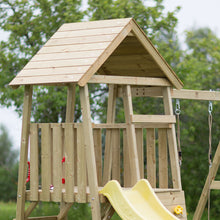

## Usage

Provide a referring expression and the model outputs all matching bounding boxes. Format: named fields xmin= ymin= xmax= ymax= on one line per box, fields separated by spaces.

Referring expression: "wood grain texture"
xmin=158 ymin=128 xmax=168 ymax=188
xmin=76 ymin=124 xmax=87 ymax=203
xmin=112 ymin=129 xmax=120 ymax=182
xmin=52 ymin=125 xmax=63 ymax=202
xmin=122 ymin=85 xmax=140 ymax=185
xmin=63 ymin=124 xmax=75 ymax=203
xmin=79 ymin=85 xmax=101 ymax=219
xmin=41 ymin=124 xmax=52 ymax=202
xmin=30 ymin=124 xmax=39 ymax=201
xmin=146 ymin=128 xmax=156 ymax=188
xmin=163 ymin=87 xmax=182 ymax=189
xmin=10 ymin=18 xmax=182 ymax=89
xmin=16 ymin=86 xmax=32 ymax=220
xmin=103 ymin=85 xmax=117 ymax=185
xmin=93 ymin=129 xmax=102 ymax=186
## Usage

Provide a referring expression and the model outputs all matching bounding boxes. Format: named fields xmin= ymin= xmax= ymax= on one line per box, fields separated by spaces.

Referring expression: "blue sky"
xmin=0 ymin=0 xmax=220 ymax=149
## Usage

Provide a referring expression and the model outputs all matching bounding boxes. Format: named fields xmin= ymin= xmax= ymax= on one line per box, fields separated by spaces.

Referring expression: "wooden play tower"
xmin=10 ymin=18 xmax=187 ymax=219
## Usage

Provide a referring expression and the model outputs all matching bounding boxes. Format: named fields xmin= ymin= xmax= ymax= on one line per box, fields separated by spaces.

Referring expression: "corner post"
xmin=66 ymin=84 xmax=76 ymax=123
xmin=16 ymin=85 xmax=33 ymax=220
xmin=122 ymin=85 xmax=140 ymax=185
xmin=80 ymin=84 xmax=101 ymax=220
xmin=163 ymin=86 xmax=182 ymax=189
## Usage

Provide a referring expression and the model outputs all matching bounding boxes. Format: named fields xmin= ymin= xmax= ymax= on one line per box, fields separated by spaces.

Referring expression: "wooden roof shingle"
xmin=9 ymin=18 xmax=183 ymax=89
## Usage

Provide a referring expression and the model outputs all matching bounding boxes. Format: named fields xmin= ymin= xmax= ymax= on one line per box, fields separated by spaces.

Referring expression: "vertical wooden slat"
xmin=146 ymin=128 xmax=156 ymax=188
xmin=64 ymin=124 xmax=74 ymax=203
xmin=41 ymin=123 xmax=52 ymax=201
xmin=30 ymin=123 xmax=39 ymax=201
xmin=16 ymin=85 xmax=32 ymax=220
xmin=123 ymin=129 xmax=131 ymax=187
xmin=123 ymin=85 xmax=140 ymax=185
xmin=74 ymin=128 xmax=78 ymax=187
xmin=77 ymin=124 xmax=87 ymax=203
xmin=163 ymin=87 xmax=182 ymax=189
xmin=112 ymin=129 xmax=120 ymax=182
xmin=52 ymin=125 xmax=63 ymax=202
xmin=93 ymin=128 xmax=102 ymax=186
xmin=80 ymin=85 xmax=101 ymax=220
xmin=103 ymin=84 xmax=117 ymax=185
xmin=136 ymin=128 xmax=144 ymax=179
xmin=158 ymin=128 xmax=168 ymax=188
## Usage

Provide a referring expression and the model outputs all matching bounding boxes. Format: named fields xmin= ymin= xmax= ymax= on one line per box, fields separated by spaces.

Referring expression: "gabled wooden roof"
xmin=9 ymin=18 xmax=183 ymax=89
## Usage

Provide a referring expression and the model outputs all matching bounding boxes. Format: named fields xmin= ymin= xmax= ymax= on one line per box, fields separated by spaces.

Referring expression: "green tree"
xmin=0 ymin=124 xmax=18 ymax=201
xmin=176 ymin=28 xmax=220 ymax=214
xmin=0 ymin=124 xmax=18 ymax=167
xmin=0 ymin=0 xmax=83 ymax=121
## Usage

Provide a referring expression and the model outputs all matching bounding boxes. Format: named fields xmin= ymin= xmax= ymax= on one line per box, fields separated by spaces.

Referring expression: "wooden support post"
xmin=80 ymin=84 xmax=101 ymax=220
xmin=66 ymin=84 xmax=76 ymax=123
xmin=193 ymin=142 xmax=220 ymax=220
xmin=163 ymin=87 xmax=182 ymax=189
xmin=16 ymin=85 xmax=33 ymax=220
xmin=122 ymin=85 xmax=140 ymax=185
xmin=103 ymin=84 xmax=117 ymax=185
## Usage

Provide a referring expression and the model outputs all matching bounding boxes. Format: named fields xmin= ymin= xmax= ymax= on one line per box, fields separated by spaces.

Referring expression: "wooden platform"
xmin=25 ymin=187 xmax=186 ymax=219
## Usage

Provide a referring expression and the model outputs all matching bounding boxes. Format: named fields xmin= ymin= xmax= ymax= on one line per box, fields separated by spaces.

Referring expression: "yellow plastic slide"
xmin=99 ymin=179 xmax=180 ymax=220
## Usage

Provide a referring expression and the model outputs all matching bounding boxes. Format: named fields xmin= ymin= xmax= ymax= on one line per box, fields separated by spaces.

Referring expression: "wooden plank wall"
xmin=27 ymin=123 xmax=172 ymax=203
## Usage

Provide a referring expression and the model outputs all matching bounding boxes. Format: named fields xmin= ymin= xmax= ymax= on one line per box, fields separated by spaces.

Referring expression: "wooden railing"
xmin=26 ymin=122 xmax=172 ymax=203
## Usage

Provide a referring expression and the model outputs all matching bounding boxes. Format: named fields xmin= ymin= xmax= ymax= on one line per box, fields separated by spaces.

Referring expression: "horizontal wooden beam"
xmin=88 ymin=75 xmax=171 ymax=86
xmin=171 ymin=89 xmax=220 ymax=101
xmin=210 ymin=180 xmax=220 ymax=190
xmin=131 ymin=115 xmax=176 ymax=124
xmin=35 ymin=122 xmax=171 ymax=129
xmin=118 ymin=86 xmax=220 ymax=101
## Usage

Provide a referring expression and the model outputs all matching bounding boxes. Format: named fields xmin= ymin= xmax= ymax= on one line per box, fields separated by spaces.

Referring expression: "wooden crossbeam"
xmin=131 ymin=115 xmax=176 ymax=124
xmin=118 ymin=86 xmax=220 ymax=101
xmin=88 ymin=75 xmax=171 ymax=86
xmin=210 ymin=180 xmax=220 ymax=190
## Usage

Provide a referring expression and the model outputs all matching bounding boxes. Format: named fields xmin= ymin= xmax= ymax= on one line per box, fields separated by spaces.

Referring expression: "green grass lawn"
xmin=0 ymin=201 xmax=209 ymax=220
xmin=0 ymin=201 xmax=121 ymax=220
xmin=0 ymin=202 xmax=16 ymax=220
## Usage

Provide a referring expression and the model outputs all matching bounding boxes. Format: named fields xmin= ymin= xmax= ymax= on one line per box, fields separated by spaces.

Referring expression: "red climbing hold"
xmin=62 ymin=178 xmax=65 ymax=184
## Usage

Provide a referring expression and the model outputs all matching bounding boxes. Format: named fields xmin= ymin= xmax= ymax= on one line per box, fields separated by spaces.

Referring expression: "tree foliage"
xmin=0 ymin=124 xmax=18 ymax=201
